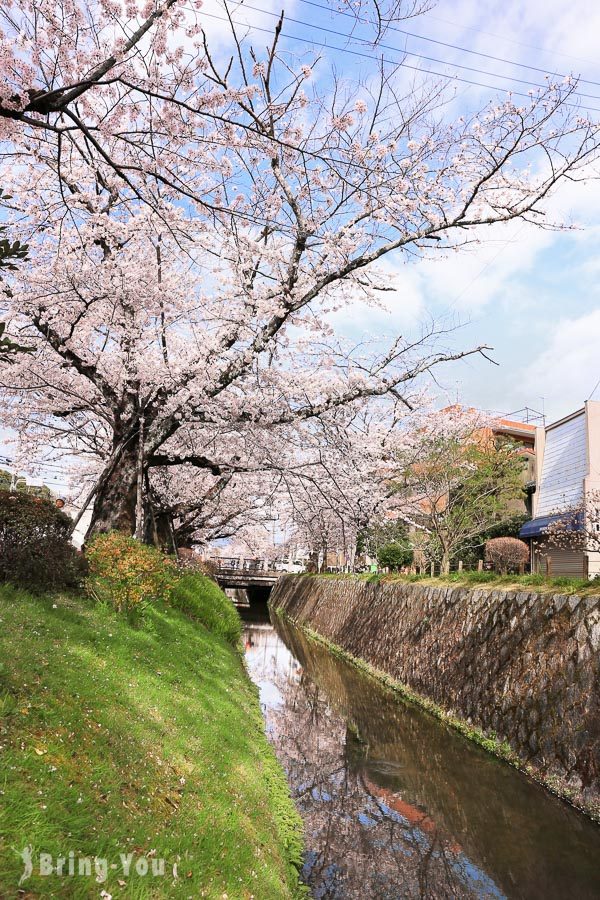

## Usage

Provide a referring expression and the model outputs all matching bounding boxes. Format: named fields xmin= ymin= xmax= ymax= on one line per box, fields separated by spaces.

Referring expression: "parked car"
xmin=274 ymin=559 xmax=306 ymax=574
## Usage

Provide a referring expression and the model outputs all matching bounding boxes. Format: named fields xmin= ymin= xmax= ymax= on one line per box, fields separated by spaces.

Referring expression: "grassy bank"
xmin=309 ymin=570 xmax=598 ymax=596
xmin=0 ymin=580 xmax=304 ymax=898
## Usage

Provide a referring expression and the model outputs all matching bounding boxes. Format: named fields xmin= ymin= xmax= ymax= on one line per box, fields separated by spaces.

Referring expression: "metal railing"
xmin=210 ymin=557 xmax=276 ymax=574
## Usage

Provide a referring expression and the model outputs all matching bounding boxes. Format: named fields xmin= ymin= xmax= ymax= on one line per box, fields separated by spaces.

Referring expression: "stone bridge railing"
xmin=211 ymin=557 xmax=280 ymax=587
xmin=210 ymin=556 xmax=274 ymax=572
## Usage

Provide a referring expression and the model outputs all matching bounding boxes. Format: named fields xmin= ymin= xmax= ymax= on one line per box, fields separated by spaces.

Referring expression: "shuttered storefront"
xmin=532 ymin=543 xmax=586 ymax=578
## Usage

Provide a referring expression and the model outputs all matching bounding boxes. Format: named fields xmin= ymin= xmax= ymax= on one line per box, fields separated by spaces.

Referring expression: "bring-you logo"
xmin=17 ymin=845 xmax=176 ymax=887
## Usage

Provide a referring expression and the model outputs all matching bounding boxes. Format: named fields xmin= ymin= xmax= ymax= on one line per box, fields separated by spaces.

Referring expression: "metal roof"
xmin=520 ymin=511 xmax=583 ymax=539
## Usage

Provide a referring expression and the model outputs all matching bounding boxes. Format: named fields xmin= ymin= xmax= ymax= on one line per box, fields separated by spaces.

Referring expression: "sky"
xmin=201 ymin=0 xmax=600 ymax=424
xmin=5 ymin=0 xmax=600 ymax=493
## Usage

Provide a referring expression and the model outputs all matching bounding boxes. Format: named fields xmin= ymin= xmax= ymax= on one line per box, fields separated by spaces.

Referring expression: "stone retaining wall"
xmin=271 ymin=575 xmax=600 ymax=815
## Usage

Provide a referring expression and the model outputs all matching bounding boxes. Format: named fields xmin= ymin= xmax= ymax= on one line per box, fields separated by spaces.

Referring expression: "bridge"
xmin=210 ymin=557 xmax=281 ymax=591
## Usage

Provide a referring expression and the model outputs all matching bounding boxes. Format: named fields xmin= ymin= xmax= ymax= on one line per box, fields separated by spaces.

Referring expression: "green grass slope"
xmin=312 ymin=570 xmax=598 ymax=596
xmin=0 ymin=583 xmax=303 ymax=898
xmin=170 ymin=573 xmax=243 ymax=645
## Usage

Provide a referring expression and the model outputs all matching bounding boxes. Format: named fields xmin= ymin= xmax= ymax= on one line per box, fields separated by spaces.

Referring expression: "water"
xmin=242 ymin=607 xmax=600 ymax=900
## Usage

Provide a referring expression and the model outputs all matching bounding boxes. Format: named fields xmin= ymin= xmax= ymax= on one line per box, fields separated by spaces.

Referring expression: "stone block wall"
xmin=271 ymin=575 xmax=600 ymax=814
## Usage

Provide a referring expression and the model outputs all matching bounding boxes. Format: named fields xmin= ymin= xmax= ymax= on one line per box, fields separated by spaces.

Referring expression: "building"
xmin=491 ymin=417 xmax=537 ymax=516
xmin=520 ymin=401 xmax=600 ymax=578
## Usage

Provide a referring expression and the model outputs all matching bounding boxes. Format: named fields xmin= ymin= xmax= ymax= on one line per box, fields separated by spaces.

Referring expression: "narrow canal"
xmin=242 ymin=605 xmax=600 ymax=900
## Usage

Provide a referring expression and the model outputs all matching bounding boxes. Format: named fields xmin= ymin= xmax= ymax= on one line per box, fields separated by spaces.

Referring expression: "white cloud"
xmin=520 ymin=309 xmax=600 ymax=420
xmin=308 ymin=0 xmax=600 ymax=420
xmin=427 ymin=0 xmax=600 ymax=71
xmin=327 ymin=260 xmax=425 ymax=338
xmin=198 ymin=0 xmax=298 ymax=51
xmin=413 ymin=221 xmax=554 ymax=315
xmin=419 ymin=152 xmax=600 ymax=302
xmin=385 ymin=170 xmax=600 ymax=322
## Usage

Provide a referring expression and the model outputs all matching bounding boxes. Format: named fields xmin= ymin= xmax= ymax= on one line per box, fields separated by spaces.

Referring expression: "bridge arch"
xmin=211 ymin=557 xmax=281 ymax=609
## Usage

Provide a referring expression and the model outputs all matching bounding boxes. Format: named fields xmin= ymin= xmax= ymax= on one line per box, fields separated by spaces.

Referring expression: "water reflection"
xmin=242 ymin=611 xmax=600 ymax=900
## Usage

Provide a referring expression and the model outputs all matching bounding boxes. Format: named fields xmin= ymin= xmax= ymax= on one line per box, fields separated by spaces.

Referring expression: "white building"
xmin=520 ymin=400 xmax=600 ymax=578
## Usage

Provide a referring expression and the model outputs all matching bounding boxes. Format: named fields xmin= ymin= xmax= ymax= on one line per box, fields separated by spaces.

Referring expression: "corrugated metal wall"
xmin=536 ymin=411 xmax=587 ymax=517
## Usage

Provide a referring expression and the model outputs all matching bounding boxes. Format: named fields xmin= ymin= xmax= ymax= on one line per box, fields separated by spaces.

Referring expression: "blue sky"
xmin=5 ymin=0 xmax=600 ymax=494
xmin=202 ymin=0 xmax=600 ymax=423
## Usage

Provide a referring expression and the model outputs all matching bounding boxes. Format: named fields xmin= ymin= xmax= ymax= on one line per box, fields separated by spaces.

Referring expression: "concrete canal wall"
xmin=271 ymin=575 xmax=600 ymax=816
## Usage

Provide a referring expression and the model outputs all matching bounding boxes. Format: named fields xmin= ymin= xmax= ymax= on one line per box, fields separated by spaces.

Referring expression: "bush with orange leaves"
xmin=86 ymin=531 xmax=177 ymax=618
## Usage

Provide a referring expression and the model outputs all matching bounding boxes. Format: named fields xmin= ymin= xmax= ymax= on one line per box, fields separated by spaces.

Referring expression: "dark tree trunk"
xmin=86 ymin=440 xmax=139 ymax=539
xmin=145 ymin=506 xmax=177 ymax=552
xmin=85 ymin=423 xmax=179 ymax=550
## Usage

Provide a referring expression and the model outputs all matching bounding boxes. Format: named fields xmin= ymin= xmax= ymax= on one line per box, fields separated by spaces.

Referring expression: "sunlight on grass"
xmin=0 ymin=584 xmax=303 ymax=898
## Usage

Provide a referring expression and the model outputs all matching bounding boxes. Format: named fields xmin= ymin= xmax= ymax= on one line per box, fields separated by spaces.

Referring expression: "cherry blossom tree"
xmin=0 ymin=188 xmax=30 ymax=363
xmin=1 ymin=1 xmax=599 ymax=543
xmin=270 ymin=415 xmax=392 ymax=569
xmin=542 ymin=490 xmax=600 ymax=555
xmin=0 ymin=0 xmax=428 ymax=203
xmin=155 ymin=405 xmax=391 ymax=559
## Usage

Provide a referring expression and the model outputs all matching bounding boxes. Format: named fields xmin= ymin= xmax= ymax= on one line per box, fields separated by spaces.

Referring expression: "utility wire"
xmin=0 ymin=453 xmax=79 ymax=474
xmin=587 ymin=374 xmax=600 ymax=401
xmin=294 ymin=0 xmax=600 ymax=88
xmin=242 ymin=1 xmax=600 ymax=100
xmin=0 ymin=454 xmax=91 ymax=495
xmin=200 ymin=10 xmax=600 ymax=114
xmin=446 ymin=221 xmax=529 ymax=310
xmin=426 ymin=12 xmax=598 ymax=66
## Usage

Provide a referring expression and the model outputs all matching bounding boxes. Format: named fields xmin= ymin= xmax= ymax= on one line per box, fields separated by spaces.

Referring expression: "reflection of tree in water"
xmin=245 ymin=618 xmax=600 ymax=900
xmin=293 ymin=720 xmax=488 ymax=899
xmin=245 ymin=623 xmax=495 ymax=899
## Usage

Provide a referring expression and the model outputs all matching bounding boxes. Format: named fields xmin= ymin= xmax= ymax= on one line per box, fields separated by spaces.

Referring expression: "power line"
xmin=294 ymin=0 xmax=600 ymax=89
xmin=446 ymin=221 xmax=529 ymax=310
xmin=242 ymin=2 xmax=600 ymax=100
xmin=0 ymin=453 xmax=78 ymax=474
xmin=199 ymin=9 xmax=600 ymax=114
xmin=587 ymin=374 xmax=600 ymax=401
xmin=0 ymin=454 xmax=91 ymax=494
xmin=426 ymin=12 xmax=598 ymax=67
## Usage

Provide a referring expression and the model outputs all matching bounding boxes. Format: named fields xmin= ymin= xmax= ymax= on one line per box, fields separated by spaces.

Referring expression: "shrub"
xmin=171 ymin=574 xmax=242 ymax=644
xmin=377 ymin=541 xmax=413 ymax=571
xmin=484 ymin=537 xmax=530 ymax=575
xmin=0 ymin=491 xmax=84 ymax=590
xmin=86 ymin=532 xmax=177 ymax=617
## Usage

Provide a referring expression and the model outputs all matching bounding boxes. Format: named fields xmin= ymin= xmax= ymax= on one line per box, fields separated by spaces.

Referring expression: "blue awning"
xmin=520 ymin=511 xmax=583 ymax=539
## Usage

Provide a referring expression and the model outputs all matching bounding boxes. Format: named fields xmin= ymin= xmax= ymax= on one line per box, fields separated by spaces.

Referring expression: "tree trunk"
xmin=441 ymin=551 xmax=450 ymax=575
xmin=86 ymin=441 xmax=140 ymax=539
xmin=85 ymin=427 xmax=178 ymax=549
xmin=147 ymin=509 xmax=177 ymax=553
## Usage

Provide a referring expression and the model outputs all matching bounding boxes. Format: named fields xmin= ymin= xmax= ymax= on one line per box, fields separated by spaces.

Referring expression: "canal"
xmin=242 ymin=605 xmax=600 ymax=899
